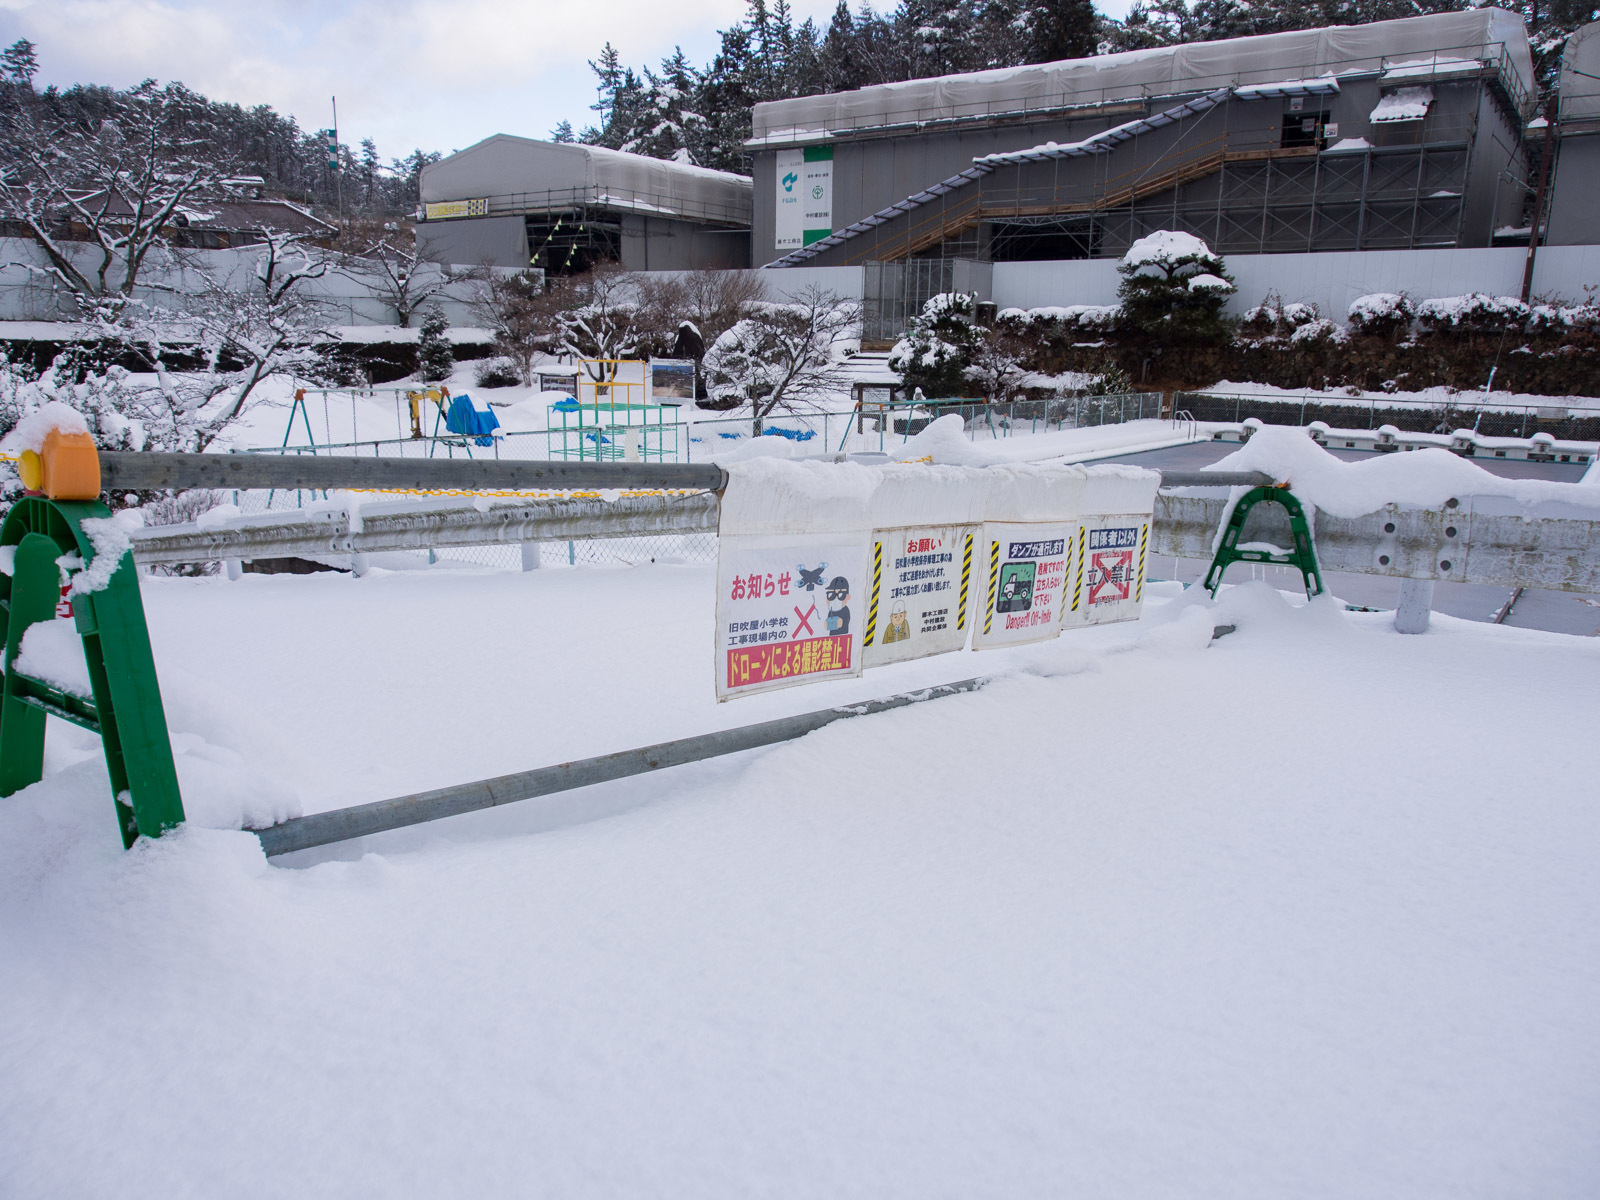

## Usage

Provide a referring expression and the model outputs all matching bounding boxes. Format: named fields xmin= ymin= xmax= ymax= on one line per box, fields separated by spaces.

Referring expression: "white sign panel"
xmin=774 ymin=146 xmax=833 ymax=251
xmin=1063 ymin=517 xmax=1151 ymax=628
xmin=863 ymin=525 xmax=977 ymax=667
xmin=715 ymin=535 xmax=869 ymax=700
xmin=972 ymin=523 xmax=1073 ymax=650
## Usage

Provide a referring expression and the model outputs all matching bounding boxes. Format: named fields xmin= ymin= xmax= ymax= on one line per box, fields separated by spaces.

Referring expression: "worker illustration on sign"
xmin=825 ymin=576 xmax=852 ymax=636
xmin=882 ymin=601 xmax=911 ymax=644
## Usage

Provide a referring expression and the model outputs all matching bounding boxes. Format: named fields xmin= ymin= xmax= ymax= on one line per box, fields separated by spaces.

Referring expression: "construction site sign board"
xmin=972 ymin=523 xmax=1073 ymax=650
xmin=716 ymin=535 xmax=868 ymax=700
xmin=862 ymin=524 xmax=977 ymax=668
xmin=1063 ymin=517 xmax=1152 ymax=627
xmin=774 ymin=145 xmax=834 ymax=250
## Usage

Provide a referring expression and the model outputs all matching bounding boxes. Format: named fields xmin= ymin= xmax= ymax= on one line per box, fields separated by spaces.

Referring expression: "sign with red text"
xmin=715 ymin=536 xmax=869 ymax=700
xmin=862 ymin=524 xmax=976 ymax=667
xmin=971 ymin=523 xmax=1072 ymax=650
xmin=1062 ymin=517 xmax=1151 ymax=629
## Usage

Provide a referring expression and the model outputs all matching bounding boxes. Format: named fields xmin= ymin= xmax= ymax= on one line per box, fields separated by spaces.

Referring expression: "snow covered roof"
xmin=749 ymin=8 xmax=1531 ymax=146
xmin=420 ymin=136 xmax=752 ymax=227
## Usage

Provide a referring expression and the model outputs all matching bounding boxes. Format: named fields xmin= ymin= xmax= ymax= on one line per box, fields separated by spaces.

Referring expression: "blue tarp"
xmin=761 ymin=426 xmax=816 ymax=442
xmin=445 ymin=394 xmax=500 ymax=446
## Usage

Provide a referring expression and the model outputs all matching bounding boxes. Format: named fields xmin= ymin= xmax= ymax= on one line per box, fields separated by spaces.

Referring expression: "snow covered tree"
xmin=471 ymin=268 xmax=566 ymax=386
xmin=1116 ymin=230 xmax=1236 ymax=349
xmin=0 ymin=79 xmax=231 ymax=310
xmin=703 ymin=285 xmax=858 ymax=433
xmin=889 ymin=292 xmax=982 ymax=399
xmin=341 ymin=225 xmax=461 ymax=328
xmin=969 ymin=316 xmax=1036 ymax=402
xmin=551 ymin=120 xmax=575 ymax=143
xmin=557 ymin=266 xmax=642 ymax=381
xmin=417 ymin=307 xmax=454 ymax=382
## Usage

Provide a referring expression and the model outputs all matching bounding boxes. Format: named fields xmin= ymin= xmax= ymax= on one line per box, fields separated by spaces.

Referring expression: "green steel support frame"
xmin=0 ymin=496 xmax=185 ymax=847
xmin=1204 ymin=486 xmax=1325 ymax=599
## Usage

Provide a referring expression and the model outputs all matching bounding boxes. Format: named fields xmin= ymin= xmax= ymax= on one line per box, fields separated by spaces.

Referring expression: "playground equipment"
xmin=546 ymin=360 xmax=684 ymax=462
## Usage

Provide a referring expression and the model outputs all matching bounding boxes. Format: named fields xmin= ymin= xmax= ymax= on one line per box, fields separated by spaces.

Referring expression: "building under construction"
xmin=416 ymin=138 xmax=753 ymax=274
xmin=752 ymin=9 xmax=1539 ymax=272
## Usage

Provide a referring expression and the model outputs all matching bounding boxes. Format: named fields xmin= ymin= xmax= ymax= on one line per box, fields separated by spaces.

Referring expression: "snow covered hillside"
xmin=3 ymin=566 xmax=1598 ymax=1197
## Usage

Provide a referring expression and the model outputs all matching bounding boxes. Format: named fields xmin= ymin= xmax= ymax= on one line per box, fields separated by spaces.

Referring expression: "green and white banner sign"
xmin=774 ymin=145 xmax=833 ymax=250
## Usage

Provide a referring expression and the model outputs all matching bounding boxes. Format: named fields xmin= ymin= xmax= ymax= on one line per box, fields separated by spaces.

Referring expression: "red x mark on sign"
xmin=792 ymin=603 xmax=817 ymax=637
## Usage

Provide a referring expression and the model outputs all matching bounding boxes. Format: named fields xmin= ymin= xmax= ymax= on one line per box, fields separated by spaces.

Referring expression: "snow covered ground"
xmin=4 ymin=556 xmax=1599 ymax=1196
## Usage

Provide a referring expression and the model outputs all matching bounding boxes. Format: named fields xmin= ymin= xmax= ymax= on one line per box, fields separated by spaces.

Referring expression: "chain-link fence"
xmin=1180 ymin=391 xmax=1600 ymax=440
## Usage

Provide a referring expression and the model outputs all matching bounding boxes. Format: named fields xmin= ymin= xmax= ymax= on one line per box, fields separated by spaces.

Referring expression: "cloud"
xmin=1 ymin=0 xmax=837 ymax=159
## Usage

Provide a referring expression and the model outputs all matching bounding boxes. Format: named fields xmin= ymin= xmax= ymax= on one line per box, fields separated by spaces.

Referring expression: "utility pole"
xmin=1521 ymin=94 xmax=1558 ymax=304
xmin=332 ymin=97 xmax=345 ymax=242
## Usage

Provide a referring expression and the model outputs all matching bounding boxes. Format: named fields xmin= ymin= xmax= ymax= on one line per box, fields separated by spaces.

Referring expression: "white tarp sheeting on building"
xmin=421 ymin=137 xmax=752 ymax=226
xmin=749 ymin=8 xmax=1531 ymax=144
xmin=1560 ymin=20 xmax=1600 ymax=125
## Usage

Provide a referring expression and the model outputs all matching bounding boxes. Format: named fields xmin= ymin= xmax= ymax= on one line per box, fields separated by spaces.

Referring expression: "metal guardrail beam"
xmin=1153 ymin=493 xmax=1600 ymax=593
xmin=256 ymin=677 xmax=987 ymax=857
xmin=131 ymin=492 xmax=721 ymax=566
xmin=126 ymin=468 xmax=1267 ymax=565
xmin=99 ymin=452 xmax=728 ymax=495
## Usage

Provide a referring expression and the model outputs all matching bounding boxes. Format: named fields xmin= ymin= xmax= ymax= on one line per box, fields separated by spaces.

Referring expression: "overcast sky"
xmin=1 ymin=0 xmax=1138 ymax=164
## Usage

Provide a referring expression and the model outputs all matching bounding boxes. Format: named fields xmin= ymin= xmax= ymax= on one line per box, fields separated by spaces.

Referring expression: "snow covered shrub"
xmin=1417 ymin=293 xmax=1530 ymax=336
xmin=1240 ymin=294 xmax=1323 ymax=343
xmin=417 ymin=307 xmax=454 ymax=382
xmin=473 ymin=357 xmax=522 ymax=388
xmin=1347 ymin=293 xmax=1416 ymax=341
xmin=1116 ymin=230 xmax=1235 ymax=349
xmin=889 ymin=292 xmax=981 ymax=398
xmin=1290 ymin=317 xmax=1344 ymax=347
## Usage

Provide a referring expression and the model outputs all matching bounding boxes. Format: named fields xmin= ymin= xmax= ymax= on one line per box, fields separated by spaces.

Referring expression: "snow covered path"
xmin=3 ymin=569 xmax=1600 ymax=1197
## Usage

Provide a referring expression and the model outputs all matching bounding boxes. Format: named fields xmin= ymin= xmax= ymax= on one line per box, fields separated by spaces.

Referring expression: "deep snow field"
xmin=4 ymin=554 xmax=1599 ymax=1198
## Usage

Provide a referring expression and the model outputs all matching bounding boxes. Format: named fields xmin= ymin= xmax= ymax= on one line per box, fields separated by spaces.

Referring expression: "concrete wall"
xmin=990 ymin=244 xmax=1600 ymax=316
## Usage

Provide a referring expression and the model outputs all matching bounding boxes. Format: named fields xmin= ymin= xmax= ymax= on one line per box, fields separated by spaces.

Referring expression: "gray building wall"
xmin=1548 ymin=136 xmax=1600 ymax=245
xmin=417 ymin=215 xmax=529 ymax=269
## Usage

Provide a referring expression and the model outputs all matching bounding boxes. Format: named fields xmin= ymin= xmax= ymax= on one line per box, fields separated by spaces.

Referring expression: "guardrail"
xmin=127 ymin=455 xmax=1600 ymax=601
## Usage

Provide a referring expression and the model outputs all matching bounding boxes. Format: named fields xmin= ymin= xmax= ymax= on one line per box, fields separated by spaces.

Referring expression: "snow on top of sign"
xmin=1079 ymin=464 xmax=1161 ymax=517
xmin=4 ymin=401 xmax=89 ymax=456
xmin=719 ymin=458 xmax=879 ymax=536
xmin=1209 ymin=425 xmax=1600 ymax=518
xmin=870 ymin=464 xmax=993 ymax=529
xmin=983 ymin=462 xmax=1090 ymax=523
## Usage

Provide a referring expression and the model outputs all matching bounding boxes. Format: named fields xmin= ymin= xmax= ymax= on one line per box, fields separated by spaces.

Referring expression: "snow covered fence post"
xmin=1394 ymin=578 xmax=1434 ymax=635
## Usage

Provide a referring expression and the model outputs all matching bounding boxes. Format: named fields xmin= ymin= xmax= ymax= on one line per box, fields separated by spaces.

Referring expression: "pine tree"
xmin=1026 ymin=0 xmax=1100 ymax=63
xmin=551 ymin=119 xmax=575 ymax=143
xmin=358 ymin=138 xmax=380 ymax=208
xmin=2 ymin=39 xmax=37 ymax=88
xmin=417 ymin=307 xmax=454 ymax=382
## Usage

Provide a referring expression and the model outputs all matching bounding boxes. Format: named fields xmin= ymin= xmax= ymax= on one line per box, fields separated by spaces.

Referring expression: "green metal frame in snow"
xmin=0 ymin=496 xmax=184 ymax=847
xmin=1204 ymin=486 xmax=1324 ymax=599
